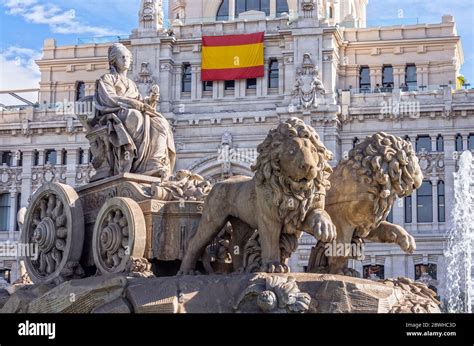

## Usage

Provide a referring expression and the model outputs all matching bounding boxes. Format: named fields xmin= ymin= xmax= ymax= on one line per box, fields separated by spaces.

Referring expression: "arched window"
xmin=416 ymin=135 xmax=431 ymax=152
xmin=469 ymin=133 xmax=474 ymax=150
xmin=33 ymin=150 xmax=40 ymax=166
xmin=75 ymin=81 xmax=85 ymax=101
xmin=236 ymin=0 xmax=270 ymax=17
xmin=438 ymin=181 xmax=445 ymax=222
xmin=359 ymin=66 xmax=370 ymax=92
xmin=455 ymin=134 xmax=463 ymax=151
xmin=436 ymin=135 xmax=444 ymax=152
xmin=417 ymin=181 xmax=433 ymax=223
xmin=328 ymin=5 xmax=334 ymax=19
xmin=78 ymin=148 xmax=84 ymax=165
xmin=216 ymin=0 xmax=229 ymax=21
xmin=352 ymin=137 xmax=360 ymax=148
xmin=276 ymin=0 xmax=289 ymax=16
xmin=61 ymin=149 xmax=68 ymax=165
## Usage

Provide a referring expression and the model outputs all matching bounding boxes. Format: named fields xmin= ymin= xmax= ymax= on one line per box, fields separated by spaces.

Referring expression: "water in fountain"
xmin=445 ymin=150 xmax=474 ymax=313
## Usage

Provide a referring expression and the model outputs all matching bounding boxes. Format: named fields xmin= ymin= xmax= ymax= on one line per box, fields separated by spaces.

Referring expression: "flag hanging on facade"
xmin=201 ymin=32 xmax=264 ymax=81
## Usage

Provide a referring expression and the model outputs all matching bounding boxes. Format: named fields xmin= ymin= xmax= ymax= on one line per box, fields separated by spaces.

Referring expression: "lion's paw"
xmin=397 ymin=232 xmax=416 ymax=254
xmin=313 ymin=214 xmax=337 ymax=243
xmin=259 ymin=262 xmax=289 ymax=274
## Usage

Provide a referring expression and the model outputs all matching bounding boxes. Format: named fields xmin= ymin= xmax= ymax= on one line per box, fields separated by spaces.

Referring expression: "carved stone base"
xmin=1 ymin=273 xmax=441 ymax=313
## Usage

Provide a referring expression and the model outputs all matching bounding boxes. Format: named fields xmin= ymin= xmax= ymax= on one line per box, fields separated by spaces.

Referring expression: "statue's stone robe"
xmin=94 ymin=73 xmax=176 ymax=177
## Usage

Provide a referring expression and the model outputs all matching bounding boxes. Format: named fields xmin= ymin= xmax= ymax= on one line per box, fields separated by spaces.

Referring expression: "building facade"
xmin=0 ymin=0 xmax=473 ymax=301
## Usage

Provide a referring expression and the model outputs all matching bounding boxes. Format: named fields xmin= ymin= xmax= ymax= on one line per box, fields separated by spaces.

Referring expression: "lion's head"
xmin=251 ymin=118 xmax=333 ymax=233
xmin=343 ymin=132 xmax=423 ymax=223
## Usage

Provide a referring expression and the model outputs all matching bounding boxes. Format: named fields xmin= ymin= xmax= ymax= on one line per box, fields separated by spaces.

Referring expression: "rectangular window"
xmin=225 ymin=80 xmax=235 ymax=90
xmin=382 ymin=65 xmax=394 ymax=91
xmin=1 ymin=152 xmax=12 ymax=166
xmin=416 ymin=135 xmax=431 ymax=152
xmin=438 ymin=181 xmax=445 ymax=223
xmin=0 ymin=194 xmax=11 ymax=232
xmin=404 ymin=196 xmax=412 ymax=223
xmin=359 ymin=66 xmax=370 ymax=92
xmin=405 ymin=64 xmax=417 ymax=90
xmin=76 ymin=81 xmax=85 ymax=101
xmin=417 ymin=181 xmax=433 ymax=223
xmin=276 ymin=0 xmax=289 ymax=16
xmin=202 ymin=81 xmax=213 ymax=92
xmin=246 ymin=78 xmax=257 ymax=90
xmin=268 ymin=59 xmax=279 ymax=89
xmin=15 ymin=193 xmax=21 ymax=231
xmin=181 ymin=64 xmax=192 ymax=93
xmin=45 ymin=150 xmax=57 ymax=165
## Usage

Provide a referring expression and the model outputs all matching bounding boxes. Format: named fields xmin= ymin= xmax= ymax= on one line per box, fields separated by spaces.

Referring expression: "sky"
xmin=0 ymin=0 xmax=473 ymax=106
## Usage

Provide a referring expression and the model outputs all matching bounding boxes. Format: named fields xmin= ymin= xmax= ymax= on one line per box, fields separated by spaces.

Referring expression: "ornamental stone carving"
xmin=417 ymin=151 xmax=445 ymax=178
xmin=31 ymin=164 xmax=67 ymax=191
xmin=292 ymin=53 xmax=326 ymax=109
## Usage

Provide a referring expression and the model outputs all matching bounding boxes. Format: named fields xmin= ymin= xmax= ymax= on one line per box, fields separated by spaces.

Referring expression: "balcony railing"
xmin=342 ymin=85 xmax=460 ymax=95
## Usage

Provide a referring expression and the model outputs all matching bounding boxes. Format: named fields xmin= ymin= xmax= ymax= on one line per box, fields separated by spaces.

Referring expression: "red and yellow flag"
xmin=201 ymin=32 xmax=264 ymax=81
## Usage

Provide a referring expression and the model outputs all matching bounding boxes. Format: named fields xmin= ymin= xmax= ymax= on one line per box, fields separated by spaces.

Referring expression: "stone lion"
xmin=179 ymin=118 xmax=336 ymax=274
xmin=314 ymin=132 xmax=423 ymax=275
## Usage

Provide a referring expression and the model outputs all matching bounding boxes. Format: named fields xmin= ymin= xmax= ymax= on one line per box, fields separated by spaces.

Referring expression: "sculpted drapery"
xmin=94 ymin=43 xmax=176 ymax=178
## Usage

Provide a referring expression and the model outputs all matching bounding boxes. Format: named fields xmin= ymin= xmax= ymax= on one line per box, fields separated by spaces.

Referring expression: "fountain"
xmin=445 ymin=150 xmax=474 ymax=313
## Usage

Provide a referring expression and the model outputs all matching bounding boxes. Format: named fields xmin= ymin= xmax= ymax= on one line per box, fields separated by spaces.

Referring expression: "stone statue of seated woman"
xmin=77 ymin=43 xmax=176 ymax=181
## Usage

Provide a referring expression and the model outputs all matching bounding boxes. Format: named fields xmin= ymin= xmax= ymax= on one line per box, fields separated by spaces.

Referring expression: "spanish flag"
xmin=202 ymin=32 xmax=264 ymax=81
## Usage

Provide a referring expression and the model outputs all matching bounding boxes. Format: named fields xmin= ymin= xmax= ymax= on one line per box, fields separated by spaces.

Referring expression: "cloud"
xmin=0 ymin=46 xmax=41 ymax=106
xmin=3 ymin=0 xmax=121 ymax=36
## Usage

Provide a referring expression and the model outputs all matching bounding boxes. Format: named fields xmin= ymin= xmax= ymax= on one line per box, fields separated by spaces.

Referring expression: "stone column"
xmin=443 ymin=134 xmax=456 ymax=226
xmin=38 ymin=150 xmax=45 ymax=166
xmin=270 ymin=0 xmax=277 ymax=18
xmin=175 ymin=65 xmax=183 ymax=101
xmin=431 ymin=178 xmax=438 ymax=230
xmin=278 ymin=57 xmax=285 ymax=95
xmin=191 ymin=65 xmax=199 ymax=100
xmin=229 ymin=0 xmax=236 ymax=20
xmin=83 ymin=149 xmax=90 ymax=165
xmin=411 ymin=190 xmax=417 ymax=230
xmin=393 ymin=65 xmax=405 ymax=90
xmin=65 ymin=148 xmax=80 ymax=186
xmin=57 ymin=149 xmax=63 ymax=165
xmin=20 ymin=151 xmax=33 ymax=206
xmin=431 ymin=136 xmax=437 ymax=152
xmin=8 ymin=190 xmax=18 ymax=235
xmin=196 ymin=67 xmax=203 ymax=99
xmin=370 ymin=66 xmax=382 ymax=89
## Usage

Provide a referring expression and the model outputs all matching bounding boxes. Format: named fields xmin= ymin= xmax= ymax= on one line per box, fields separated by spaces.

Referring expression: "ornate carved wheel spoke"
xmin=93 ymin=197 xmax=146 ymax=274
xmin=22 ymin=183 xmax=84 ymax=284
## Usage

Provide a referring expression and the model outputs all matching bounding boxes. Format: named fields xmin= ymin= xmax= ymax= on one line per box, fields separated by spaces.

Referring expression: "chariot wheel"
xmin=21 ymin=183 xmax=85 ymax=284
xmin=92 ymin=197 xmax=146 ymax=274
